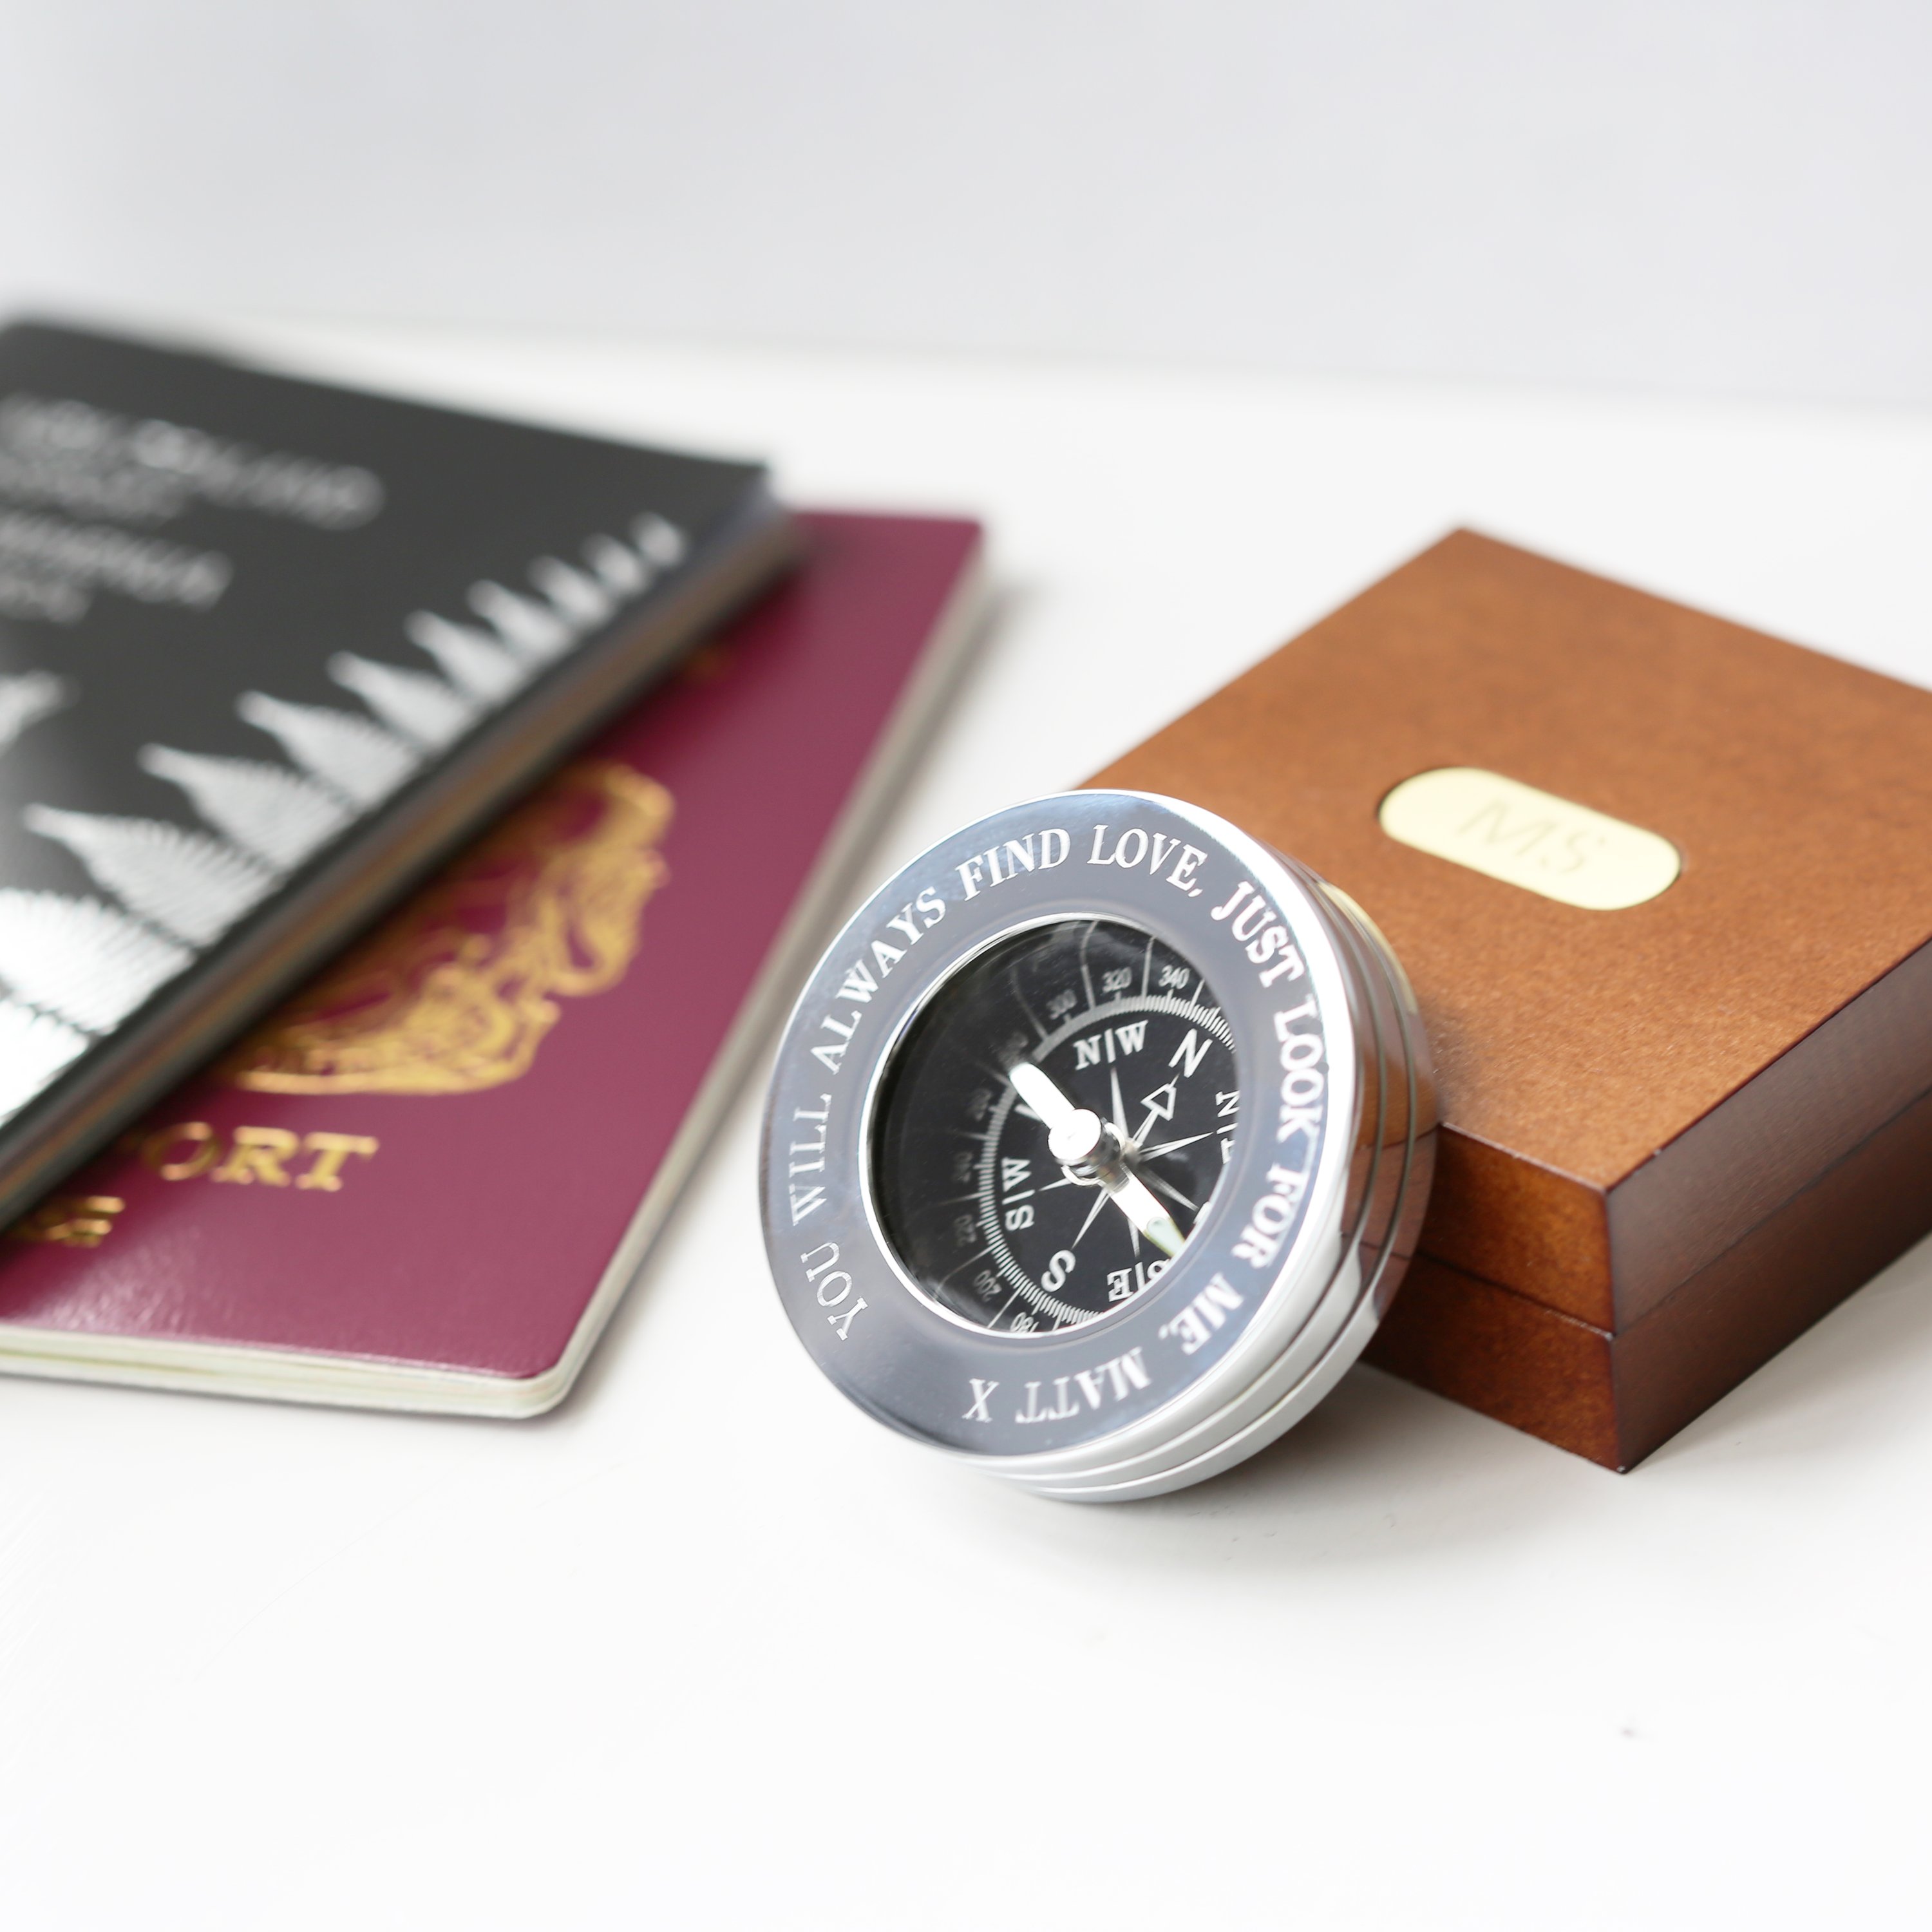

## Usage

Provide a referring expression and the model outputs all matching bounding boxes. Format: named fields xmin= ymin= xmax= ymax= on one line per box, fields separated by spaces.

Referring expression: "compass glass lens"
xmin=870 ymin=919 xmax=1236 ymax=1335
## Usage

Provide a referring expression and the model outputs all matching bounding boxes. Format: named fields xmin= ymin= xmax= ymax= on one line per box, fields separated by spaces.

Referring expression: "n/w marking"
xmin=1073 ymin=1021 xmax=1150 ymax=1070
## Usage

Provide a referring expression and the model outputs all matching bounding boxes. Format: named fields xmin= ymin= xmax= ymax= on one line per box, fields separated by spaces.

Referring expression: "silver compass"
xmin=760 ymin=789 xmax=1435 ymax=1501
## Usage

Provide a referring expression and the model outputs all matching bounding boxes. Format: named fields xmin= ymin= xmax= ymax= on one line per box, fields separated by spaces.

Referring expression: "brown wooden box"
xmin=1090 ymin=531 xmax=1932 ymax=1468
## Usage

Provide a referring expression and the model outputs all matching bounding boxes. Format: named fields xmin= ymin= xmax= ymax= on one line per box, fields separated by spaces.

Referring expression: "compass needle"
xmin=1007 ymin=1059 xmax=1077 ymax=1130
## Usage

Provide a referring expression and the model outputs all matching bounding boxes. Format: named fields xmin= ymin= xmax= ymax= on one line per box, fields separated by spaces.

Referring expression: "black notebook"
xmin=0 ymin=319 xmax=794 ymax=1224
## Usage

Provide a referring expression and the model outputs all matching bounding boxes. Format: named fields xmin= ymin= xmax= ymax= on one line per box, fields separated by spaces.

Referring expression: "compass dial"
xmin=871 ymin=918 xmax=1236 ymax=1335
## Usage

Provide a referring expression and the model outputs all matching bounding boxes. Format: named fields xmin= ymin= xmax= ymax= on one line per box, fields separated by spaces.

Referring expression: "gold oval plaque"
xmin=1378 ymin=767 xmax=1680 ymax=911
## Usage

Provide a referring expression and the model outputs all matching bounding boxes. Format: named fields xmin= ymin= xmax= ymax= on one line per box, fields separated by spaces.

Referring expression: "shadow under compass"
xmin=962 ymin=1359 xmax=1600 ymax=1580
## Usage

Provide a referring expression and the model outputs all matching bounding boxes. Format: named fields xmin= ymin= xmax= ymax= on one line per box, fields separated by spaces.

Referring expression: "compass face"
xmin=871 ymin=919 xmax=1233 ymax=1335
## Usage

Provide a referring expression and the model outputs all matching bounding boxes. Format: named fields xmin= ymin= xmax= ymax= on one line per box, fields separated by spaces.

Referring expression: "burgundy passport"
xmin=0 ymin=512 xmax=985 ymax=1412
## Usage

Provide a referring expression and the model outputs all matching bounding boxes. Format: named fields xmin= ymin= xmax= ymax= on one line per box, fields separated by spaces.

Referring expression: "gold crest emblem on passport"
xmin=224 ymin=762 xmax=672 ymax=1095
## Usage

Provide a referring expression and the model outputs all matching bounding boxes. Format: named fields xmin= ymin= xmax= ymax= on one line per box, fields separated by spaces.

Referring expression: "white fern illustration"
xmin=0 ymin=670 xmax=72 ymax=759
xmin=0 ymin=998 xmax=90 ymax=1128
xmin=583 ymin=534 xmax=648 ymax=596
xmin=633 ymin=513 xmax=688 ymax=570
xmin=23 ymin=804 xmax=276 ymax=947
xmin=138 ymin=744 xmax=351 ymax=871
xmin=0 ymin=889 xmax=191 ymax=1032
xmin=402 ymin=611 xmax=528 ymax=703
xmin=237 ymin=692 xmax=419 ymax=807
xmin=328 ymin=651 xmax=478 ymax=750
xmin=0 ymin=509 xmax=690 ymax=1133
xmin=468 ymin=580 xmax=576 ymax=663
xmin=529 ymin=556 xmax=616 ymax=629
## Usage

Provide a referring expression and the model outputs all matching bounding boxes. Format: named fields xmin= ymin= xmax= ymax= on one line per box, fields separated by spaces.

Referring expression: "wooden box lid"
xmin=1090 ymin=531 xmax=1932 ymax=1338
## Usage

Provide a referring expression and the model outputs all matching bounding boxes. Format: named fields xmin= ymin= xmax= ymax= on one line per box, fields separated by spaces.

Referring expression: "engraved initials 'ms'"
xmin=1379 ymin=768 xmax=1680 ymax=911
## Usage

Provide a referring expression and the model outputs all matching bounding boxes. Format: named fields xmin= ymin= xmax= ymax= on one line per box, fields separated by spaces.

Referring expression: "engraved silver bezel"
xmin=759 ymin=790 xmax=1435 ymax=1501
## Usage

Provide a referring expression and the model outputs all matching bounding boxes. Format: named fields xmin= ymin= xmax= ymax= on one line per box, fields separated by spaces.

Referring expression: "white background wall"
xmin=4 ymin=0 xmax=1927 ymax=406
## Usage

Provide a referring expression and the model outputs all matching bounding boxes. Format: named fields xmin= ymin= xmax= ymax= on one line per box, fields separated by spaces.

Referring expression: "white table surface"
xmin=7 ymin=323 xmax=1932 ymax=1930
